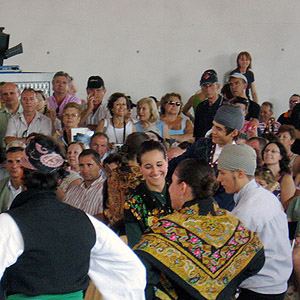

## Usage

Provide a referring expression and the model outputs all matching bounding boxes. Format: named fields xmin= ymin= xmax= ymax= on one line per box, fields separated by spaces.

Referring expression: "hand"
xmin=87 ymin=94 xmax=95 ymax=111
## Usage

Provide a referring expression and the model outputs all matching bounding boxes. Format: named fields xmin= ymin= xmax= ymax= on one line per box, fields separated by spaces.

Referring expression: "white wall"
xmin=1 ymin=0 xmax=300 ymax=117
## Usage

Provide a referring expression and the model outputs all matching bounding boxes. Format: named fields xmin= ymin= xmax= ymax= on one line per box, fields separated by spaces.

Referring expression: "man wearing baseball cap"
xmin=168 ymin=104 xmax=244 ymax=211
xmin=80 ymin=76 xmax=109 ymax=130
xmin=229 ymin=73 xmax=260 ymax=123
xmin=218 ymin=144 xmax=292 ymax=299
xmin=194 ymin=69 xmax=226 ymax=140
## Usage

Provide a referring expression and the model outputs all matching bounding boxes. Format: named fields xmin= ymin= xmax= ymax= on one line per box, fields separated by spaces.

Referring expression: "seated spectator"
xmin=96 ymin=93 xmax=136 ymax=146
xmin=48 ymin=71 xmax=81 ymax=117
xmin=80 ymin=76 xmax=109 ymax=131
xmin=160 ymin=93 xmax=194 ymax=143
xmin=63 ymin=149 xmax=105 ymax=221
xmin=232 ymin=97 xmax=257 ymax=138
xmin=103 ymin=132 xmax=148 ymax=235
xmin=135 ymin=158 xmax=264 ymax=300
xmin=0 ymin=146 xmax=24 ymax=212
xmin=89 ymin=132 xmax=110 ymax=162
xmin=255 ymin=166 xmax=280 ymax=192
xmin=5 ymin=88 xmax=52 ymax=145
xmin=278 ymin=94 xmax=300 ymax=125
xmin=277 ymin=125 xmax=300 ymax=177
xmin=135 ymin=97 xmax=169 ymax=139
xmin=257 ymin=101 xmax=281 ymax=135
xmin=229 ymin=51 xmax=258 ymax=103
xmin=124 ymin=140 xmax=173 ymax=247
xmin=56 ymin=142 xmax=84 ymax=201
xmin=236 ymin=132 xmax=249 ymax=145
xmin=167 ymin=146 xmax=185 ymax=161
xmin=262 ymin=141 xmax=296 ymax=209
xmin=103 ymin=153 xmax=123 ymax=172
xmin=246 ymin=137 xmax=267 ymax=168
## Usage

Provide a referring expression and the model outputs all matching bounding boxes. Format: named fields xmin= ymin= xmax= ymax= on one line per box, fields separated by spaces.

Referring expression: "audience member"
xmin=255 ymin=166 xmax=280 ymax=192
xmin=63 ymin=149 xmax=105 ymax=221
xmin=167 ymin=146 xmax=185 ymax=161
xmin=0 ymin=134 xmax=146 ymax=299
xmin=80 ymin=76 xmax=109 ymax=130
xmin=193 ymin=69 xmax=225 ymax=140
xmin=136 ymin=158 xmax=265 ymax=300
xmin=5 ymin=88 xmax=52 ymax=145
xmin=246 ymin=136 xmax=267 ymax=167
xmin=68 ymin=75 xmax=77 ymax=96
xmin=258 ymin=101 xmax=281 ymax=135
xmin=229 ymin=51 xmax=258 ymax=103
xmin=218 ymin=144 xmax=292 ymax=299
xmin=124 ymin=140 xmax=173 ymax=247
xmin=89 ymin=132 xmax=110 ymax=162
xmin=135 ymin=97 xmax=169 ymax=139
xmin=262 ymin=141 xmax=296 ymax=209
xmin=278 ymin=94 xmax=300 ymax=126
xmin=168 ymin=104 xmax=244 ymax=211
xmin=0 ymin=146 xmax=24 ymax=212
xmin=160 ymin=93 xmax=194 ymax=143
xmin=48 ymin=71 xmax=81 ymax=117
xmin=0 ymin=83 xmax=23 ymax=161
xmin=229 ymin=73 xmax=260 ymax=122
xmin=277 ymin=125 xmax=300 ymax=177
xmin=0 ymin=81 xmax=6 ymax=108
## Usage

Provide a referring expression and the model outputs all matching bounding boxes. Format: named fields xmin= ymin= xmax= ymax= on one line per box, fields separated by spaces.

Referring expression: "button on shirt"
xmin=48 ymin=93 xmax=82 ymax=117
xmin=232 ymin=179 xmax=292 ymax=294
xmin=63 ymin=176 xmax=104 ymax=215
xmin=5 ymin=111 xmax=52 ymax=138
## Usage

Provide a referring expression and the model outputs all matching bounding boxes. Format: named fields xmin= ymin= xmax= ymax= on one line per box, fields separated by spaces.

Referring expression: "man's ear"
xmin=236 ymin=169 xmax=246 ymax=178
xmin=231 ymin=129 xmax=239 ymax=138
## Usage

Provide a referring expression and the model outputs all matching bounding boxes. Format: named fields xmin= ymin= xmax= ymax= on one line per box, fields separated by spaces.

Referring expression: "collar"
xmin=8 ymin=179 xmax=22 ymax=192
xmin=233 ymin=179 xmax=258 ymax=207
xmin=81 ymin=175 xmax=103 ymax=189
xmin=1 ymin=105 xmax=23 ymax=115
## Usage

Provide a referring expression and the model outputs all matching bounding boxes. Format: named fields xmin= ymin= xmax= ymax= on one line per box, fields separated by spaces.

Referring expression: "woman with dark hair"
xmin=96 ymin=92 xmax=136 ymax=146
xmin=0 ymin=134 xmax=146 ymax=299
xmin=262 ymin=141 xmax=296 ymax=208
xmin=160 ymin=93 xmax=194 ymax=143
xmin=103 ymin=132 xmax=149 ymax=235
xmin=229 ymin=51 xmax=258 ymax=103
xmin=124 ymin=139 xmax=172 ymax=247
xmin=134 ymin=158 xmax=265 ymax=300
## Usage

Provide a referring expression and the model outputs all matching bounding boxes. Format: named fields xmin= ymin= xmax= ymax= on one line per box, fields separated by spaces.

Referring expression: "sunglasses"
xmin=167 ymin=101 xmax=181 ymax=107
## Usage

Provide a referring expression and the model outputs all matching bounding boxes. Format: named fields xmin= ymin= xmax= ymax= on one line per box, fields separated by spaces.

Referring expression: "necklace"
xmin=112 ymin=118 xmax=126 ymax=144
xmin=209 ymin=144 xmax=218 ymax=167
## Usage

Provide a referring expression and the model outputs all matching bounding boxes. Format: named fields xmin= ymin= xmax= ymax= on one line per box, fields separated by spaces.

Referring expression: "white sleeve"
xmin=87 ymin=214 xmax=146 ymax=300
xmin=5 ymin=117 xmax=17 ymax=137
xmin=0 ymin=213 xmax=24 ymax=279
xmin=40 ymin=115 xmax=52 ymax=136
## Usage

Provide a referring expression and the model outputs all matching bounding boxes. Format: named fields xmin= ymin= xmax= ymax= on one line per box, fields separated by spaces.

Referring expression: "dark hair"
xmin=261 ymin=101 xmax=273 ymax=112
xmin=120 ymin=132 xmax=149 ymax=162
xmin=247 ymin=137 xmax=267 ymax=150
xmin=237 ymin=51 xmax=252 ymax=69
xmin=107 ymin=92 xmax=130 ymax=116
xmin=178 ymin=141 xmax=192 ymax=150
xmin=175 ymin=159 xmax=219 ymax=198
xmin=232 ymin=96 xmax=249 ymax=112
xmin=90 ymin=132 xmax=109 ymax=144
xmin=22 ymin=135 xmax=68 ymax=190
xmin=262 ymin=141 xmax=291 ymax=175
xmin=260 ymin=132 xmax=279 ymax=143
xmin=79 ymin=149 xmax=101 ymax=162
xmin=103 ymin=153 xmax=123 ymax=167
xmin=277 ymin=125 xmax=297 ymax=141
xmin=160 ymin=93 xmax=183 ymax=115
xmin=68 ymin=141 xmax=86 ymax=151
xmin=6 ymin=146 xmax=24 ymax=155
xmin=137 ymin=140 xmax=167 ymax=165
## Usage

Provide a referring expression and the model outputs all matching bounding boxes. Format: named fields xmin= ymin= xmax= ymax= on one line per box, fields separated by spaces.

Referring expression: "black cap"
xmin=87 ymin=76 xmax=105 ymax=89
xmin=200 ymin=69 xmax=218 ymax=86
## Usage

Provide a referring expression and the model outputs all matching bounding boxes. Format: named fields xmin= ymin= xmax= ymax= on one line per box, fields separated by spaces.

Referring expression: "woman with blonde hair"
xmin=135 ymin=97 xmax=169 ymax=139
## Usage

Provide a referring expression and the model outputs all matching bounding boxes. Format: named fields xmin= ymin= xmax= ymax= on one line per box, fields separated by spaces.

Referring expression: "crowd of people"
xmin=0 ymin=50 xmax=299 ymax=299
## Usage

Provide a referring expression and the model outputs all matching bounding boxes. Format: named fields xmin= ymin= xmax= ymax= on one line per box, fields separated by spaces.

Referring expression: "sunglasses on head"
xmin=168 ymin=101 xmax=181 ymax=107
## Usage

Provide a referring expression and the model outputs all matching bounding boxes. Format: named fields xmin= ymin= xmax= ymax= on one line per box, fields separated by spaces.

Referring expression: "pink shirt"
xmin=48 ymin=93 xmax=82 ymax=116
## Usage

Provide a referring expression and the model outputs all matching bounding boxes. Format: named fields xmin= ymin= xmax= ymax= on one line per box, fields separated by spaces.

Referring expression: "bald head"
xmin=1 ymin=82 xmax=20 ymax=109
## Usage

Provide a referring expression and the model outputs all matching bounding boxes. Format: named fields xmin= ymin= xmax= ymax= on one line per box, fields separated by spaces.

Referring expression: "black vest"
xmin=2 ymin=189 xmax=96 ymax=296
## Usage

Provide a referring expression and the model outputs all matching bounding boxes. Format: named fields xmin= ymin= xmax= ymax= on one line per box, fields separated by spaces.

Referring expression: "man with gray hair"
xmin=258 ymin=101 xmax=281 ymax=134
xmin=168 ymin=104 xmax=244 ymax=211
xmin=217 ymin=144 xmax=292 ymax=299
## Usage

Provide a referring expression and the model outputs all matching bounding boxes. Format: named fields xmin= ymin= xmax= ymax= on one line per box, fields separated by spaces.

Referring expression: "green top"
xmin=7 ymin=291 xmax=83 ymax=300
xmin=192 ymin=94 xmax=204 ymax=114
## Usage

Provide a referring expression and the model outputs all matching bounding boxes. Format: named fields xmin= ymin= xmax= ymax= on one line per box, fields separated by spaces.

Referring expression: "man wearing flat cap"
xmin=168 ymin=104 xmax=244 ymax=211
xmin=194 ymin=69 xmax=226 ymax=140
xmin=217 ymin=144 xmax=292 ymax=299
xmin=80 ymin=76 xmax=109 ymax=130
xmin=0 ymin=134 xmax=146 ymax=299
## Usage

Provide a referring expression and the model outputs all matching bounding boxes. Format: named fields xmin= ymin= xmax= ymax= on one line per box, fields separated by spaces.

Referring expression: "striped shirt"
xmin=63 ymin=176 xmax=104 ymax=215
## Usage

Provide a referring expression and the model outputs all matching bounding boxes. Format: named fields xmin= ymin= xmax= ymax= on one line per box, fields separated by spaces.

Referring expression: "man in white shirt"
xmin=0 ymin=134 xmax=146 ymax=299
xmin=5 ymin=88 xmax=52 ymax=144
xmin=217 ymin=144 xmax=292 ymax=299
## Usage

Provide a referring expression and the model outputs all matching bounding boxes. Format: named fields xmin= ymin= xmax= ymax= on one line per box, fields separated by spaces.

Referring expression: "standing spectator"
xmin=218 ymin=144 xmax=292 ymax=299
xmin=278 ymin=94 xmax=300 ymax=126
xmin=5 ymin=88 xmax=52 ymax=145
xmin=229 ymin=51 xmax=258 ymax=103
xmin=48 ymin=71 xmax=81 ymax=117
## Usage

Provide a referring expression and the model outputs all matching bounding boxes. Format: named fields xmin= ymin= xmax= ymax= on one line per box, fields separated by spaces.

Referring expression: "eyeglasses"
xmin=289 ymin=100 xmax=299 ymax=104
xmin=264 ymin=149 xmax=280 ymax=154
xmin=63 ymin=113 xmax=79 ymax=118
xmin=167 ymin=101 xmax=181 ymax=107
